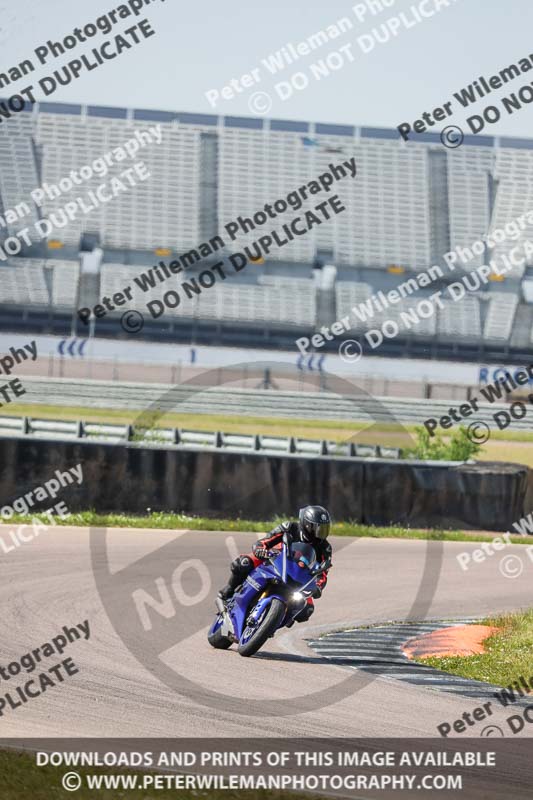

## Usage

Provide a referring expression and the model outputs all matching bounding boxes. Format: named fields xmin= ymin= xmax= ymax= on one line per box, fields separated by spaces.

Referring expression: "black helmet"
xmin=298 ymin=505 xmax=331 ymax=542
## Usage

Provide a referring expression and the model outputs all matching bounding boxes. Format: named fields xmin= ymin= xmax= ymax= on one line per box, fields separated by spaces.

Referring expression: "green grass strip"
xmin=3 ymin=509 xmax=531 ymax=545
xmin=420 ymin=609 xmax=533 ymax=685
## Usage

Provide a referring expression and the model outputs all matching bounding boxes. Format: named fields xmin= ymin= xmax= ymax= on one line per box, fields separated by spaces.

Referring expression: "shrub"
xmin=404 ymin=426 xmax=482 ymax=461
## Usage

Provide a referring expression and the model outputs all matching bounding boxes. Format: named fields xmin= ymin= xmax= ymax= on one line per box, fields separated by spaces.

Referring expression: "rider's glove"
xmin=254 ymin=547 xmax=269 ymax=559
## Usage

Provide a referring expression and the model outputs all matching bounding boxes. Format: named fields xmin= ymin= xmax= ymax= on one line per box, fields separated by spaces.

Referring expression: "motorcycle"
xmin=207 ymin=534 xmax=331 ymax=657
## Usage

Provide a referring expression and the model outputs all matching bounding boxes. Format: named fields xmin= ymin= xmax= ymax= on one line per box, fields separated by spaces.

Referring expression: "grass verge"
xmin=3 ymin=509 xmax=531 ymax=545
xmin=4 ymin=404 xmax=533 ymax=465
xmin=0 ymin=749 xmax=320 ymax=800
xmin=419 ymin=609 xmax=533 ymax=685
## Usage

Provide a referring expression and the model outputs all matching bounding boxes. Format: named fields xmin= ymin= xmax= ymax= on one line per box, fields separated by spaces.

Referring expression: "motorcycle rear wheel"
xmin=237 ymin=598 xmax=286 ymax=657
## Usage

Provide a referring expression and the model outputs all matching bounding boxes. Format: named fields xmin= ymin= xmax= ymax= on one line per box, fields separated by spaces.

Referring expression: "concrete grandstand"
xmin=0 ymin=100 xmax=533 ymax=361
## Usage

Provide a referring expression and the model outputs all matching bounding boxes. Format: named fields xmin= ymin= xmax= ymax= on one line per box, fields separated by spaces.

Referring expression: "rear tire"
xmin=238 ymin=598 xmax=286 ymax=657
xmin=208 ymin=616 xmax=232 ymax=649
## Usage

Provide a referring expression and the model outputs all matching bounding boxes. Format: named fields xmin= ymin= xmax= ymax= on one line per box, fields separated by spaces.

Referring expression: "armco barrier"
xmin=0 ymin=436 xmax=530 ymax=532
xmin=0 ymin=415 xmax=402 ymax=459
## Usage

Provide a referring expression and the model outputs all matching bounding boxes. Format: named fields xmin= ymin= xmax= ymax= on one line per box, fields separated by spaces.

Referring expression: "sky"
xmin=1 ymin=0 xmax=533 ymax=137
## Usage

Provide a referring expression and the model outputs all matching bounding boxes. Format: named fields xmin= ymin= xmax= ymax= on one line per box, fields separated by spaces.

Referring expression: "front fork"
xmin=250 ymin=591 xmax=307 ymax=629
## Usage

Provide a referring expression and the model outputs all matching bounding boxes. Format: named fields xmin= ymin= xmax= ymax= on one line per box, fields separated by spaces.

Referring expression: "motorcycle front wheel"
xmin=207 ymin=615 xmax=232 ymax=649
xmin=237 ymin=598 xmax=286 ymax=657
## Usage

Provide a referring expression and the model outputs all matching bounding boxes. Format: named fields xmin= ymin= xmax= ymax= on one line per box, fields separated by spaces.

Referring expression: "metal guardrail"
xmin=0 ymin=415 xmax=402 ymax=459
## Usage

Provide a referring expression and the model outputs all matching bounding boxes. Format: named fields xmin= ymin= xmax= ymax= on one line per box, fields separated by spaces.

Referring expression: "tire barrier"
xmin=0 ymin=436 xmax=530 ymax=532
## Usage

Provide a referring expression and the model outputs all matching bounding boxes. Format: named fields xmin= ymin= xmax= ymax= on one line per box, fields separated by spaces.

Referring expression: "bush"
xmin=404 ymin=426 xmax=482 ymax=462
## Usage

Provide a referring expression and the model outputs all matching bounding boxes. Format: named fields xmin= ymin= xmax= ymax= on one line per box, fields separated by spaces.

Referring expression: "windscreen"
xmin=289 ymin=542 xmax=317 ymax=569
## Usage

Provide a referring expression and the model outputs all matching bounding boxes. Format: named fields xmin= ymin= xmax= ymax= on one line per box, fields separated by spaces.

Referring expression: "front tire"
xmin=238 ymin=598 xmax=286 ymax=657
xmin=208 ymin=616 xmax=232 ymax=649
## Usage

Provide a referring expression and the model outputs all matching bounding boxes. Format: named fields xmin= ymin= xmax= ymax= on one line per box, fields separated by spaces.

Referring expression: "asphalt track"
xmin=1 ymin=527 xmax=532 ymax=739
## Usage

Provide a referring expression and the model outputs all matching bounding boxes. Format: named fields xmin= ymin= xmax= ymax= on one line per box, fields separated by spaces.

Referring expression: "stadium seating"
xmin=99 ymin=263 xmax=135 ymax=299
xmin=0 ymin=125 xmax=41 ymax=238
xmin=99 ymin=263 xmax=317 ymax=326
xmin=1 ymin=101 xmax=532 ymax=352
xmin=34 ymin=111 xmax=201 ymax=252
xmin=367 ymin=294 xmax=437 ymax=337
xmin=438 ymin=294 xmax=481 ymax=339
xmin=335 ymin=280 xmax=437 ymax=337
xmin=0 ymin=258 xmax=81 ymax=307
xmin=175 ymin=283 xmax=316 ymax=326
xmin=50 ymin=260 xmax=81 ymax=307
xmin=258 ymin=275 xmax=314 ymax=287
xmin=335 ymin=282 xmax=372 ymax=331
xmin=0 ymin=260 xmax=49 ymax=305
xmin=483 ymin=293 xmax=519 ymax=341
xmin=447 ymin=149 xmax=492 ymax=271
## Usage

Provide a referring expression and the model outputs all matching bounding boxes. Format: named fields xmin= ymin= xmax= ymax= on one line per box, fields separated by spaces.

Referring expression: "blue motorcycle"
xmin=208 ymin=534 xmax=331 ymax=657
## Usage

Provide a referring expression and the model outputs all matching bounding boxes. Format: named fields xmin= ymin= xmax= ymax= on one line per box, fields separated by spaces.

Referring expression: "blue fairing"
xmin=208 ymin=615 xmax=224 ymax=636
xmin=226 ymin=551 xmax=318 ymax=641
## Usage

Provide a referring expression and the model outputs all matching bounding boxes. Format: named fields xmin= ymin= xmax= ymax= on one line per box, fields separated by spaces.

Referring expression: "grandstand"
xmin=484 ymin=293 xmax=519 ymax=341
xmin=0 ymin=258 xmax=79 ymax=307
xmin=0 ymin=101 xmax=533 ymax=361
xmin=0 ymin=117 xmax=41 ymax=238
xmin=439 ymin=294 xmax=481 ymax=341
xmin=99 ymin=264 xmax=317 ymax=327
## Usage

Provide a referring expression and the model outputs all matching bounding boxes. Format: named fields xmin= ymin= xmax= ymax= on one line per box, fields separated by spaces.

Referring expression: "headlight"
xmin=292 ymin=592 xmax=304 ymax=602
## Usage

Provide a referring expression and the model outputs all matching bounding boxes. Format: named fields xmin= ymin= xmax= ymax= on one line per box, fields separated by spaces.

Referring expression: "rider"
xmin=218 ymin=505 xmax=332 ymax=623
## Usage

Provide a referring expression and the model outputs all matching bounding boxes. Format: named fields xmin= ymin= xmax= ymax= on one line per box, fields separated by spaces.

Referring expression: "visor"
xmin=304 ymin=521 xmax=330 ymax=540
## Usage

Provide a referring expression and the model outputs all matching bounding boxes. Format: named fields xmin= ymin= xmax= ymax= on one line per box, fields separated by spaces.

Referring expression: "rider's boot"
xmin=218 ymin=572 xmax=241 ymax=602
xmin=218 ymin=586 xmax=232 ymax=601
